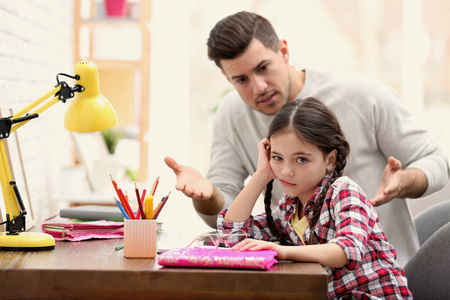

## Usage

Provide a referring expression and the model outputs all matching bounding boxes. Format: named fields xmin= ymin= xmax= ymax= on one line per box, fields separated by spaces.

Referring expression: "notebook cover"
xmin=60 ymin=205 xmax=137 ymax=221
xmin=157 ymin=247 xmax=278 ymax=270
xmin=42 ymin=220 xmax=124 ymax=241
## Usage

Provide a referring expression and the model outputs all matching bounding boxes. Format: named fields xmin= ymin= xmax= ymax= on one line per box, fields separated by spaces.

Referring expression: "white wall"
xmin=148 ymin=0 xmax=211 ymax=241
xmin=0 ymin=1 xmax=74 ymax=222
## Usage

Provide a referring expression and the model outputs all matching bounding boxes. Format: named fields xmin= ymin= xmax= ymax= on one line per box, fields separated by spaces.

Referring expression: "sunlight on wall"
xmin=146 ymin=0 xmax=450 ymax=237
xmin=148 ymin=0 xmax=211 ymax=240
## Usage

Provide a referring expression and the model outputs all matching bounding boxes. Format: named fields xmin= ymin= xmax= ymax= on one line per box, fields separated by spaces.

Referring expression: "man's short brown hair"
xmin=207 ymin=11 xmax=280 ymax=69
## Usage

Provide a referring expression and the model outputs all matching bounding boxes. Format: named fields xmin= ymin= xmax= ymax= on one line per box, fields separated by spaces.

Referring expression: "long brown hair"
xmin=265 ymin=98 xmax=350 ymax=244
xmin=207 ymin=11 xmax=279 ymax=69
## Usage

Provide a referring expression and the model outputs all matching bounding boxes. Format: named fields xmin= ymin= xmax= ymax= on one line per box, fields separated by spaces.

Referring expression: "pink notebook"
xmin=157 ymin=247 xmax=278 ymax=270
xmin=42 ymin=221 xmax=124 ymax=241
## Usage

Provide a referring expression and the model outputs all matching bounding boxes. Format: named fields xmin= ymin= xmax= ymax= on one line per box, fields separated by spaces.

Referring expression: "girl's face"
xmin=269 ymin=131 xmax=336 ymax=202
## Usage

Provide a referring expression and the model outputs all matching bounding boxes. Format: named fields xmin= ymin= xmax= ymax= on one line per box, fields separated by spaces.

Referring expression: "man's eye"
xmin=236 ymin=78 xmax=246 ymax=84
xmin=257 ymin=65 xmax=268 ymax=73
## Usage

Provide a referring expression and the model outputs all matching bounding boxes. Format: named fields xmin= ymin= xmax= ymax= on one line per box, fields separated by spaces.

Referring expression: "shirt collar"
xmin=282 ymin=173 xmax=332 ymax=214
xmin=303 ymin=173 xmax=332 ymax=212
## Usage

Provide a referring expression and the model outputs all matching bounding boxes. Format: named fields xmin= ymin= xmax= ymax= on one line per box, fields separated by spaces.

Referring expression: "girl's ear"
xmin=326 ymin=149 xmax=337 ymax=172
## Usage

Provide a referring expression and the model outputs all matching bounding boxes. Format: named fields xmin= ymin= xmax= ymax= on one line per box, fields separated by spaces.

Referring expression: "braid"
xmin=264 ymin=179 xmax=278 ymax=238
xmin=308 ymin=135 xmax=349 ymax=244
xmin=308 ymin=178 xmax=333 ymax=244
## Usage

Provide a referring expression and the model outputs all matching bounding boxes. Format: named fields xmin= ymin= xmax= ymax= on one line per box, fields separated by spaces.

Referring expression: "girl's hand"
xmin=232 ymin=238 xmax=288 ymax=260
xmin=224 ymin=138 xmax=276 ymax=222
xmin=256 ymin=138 xmax=276 ymax=182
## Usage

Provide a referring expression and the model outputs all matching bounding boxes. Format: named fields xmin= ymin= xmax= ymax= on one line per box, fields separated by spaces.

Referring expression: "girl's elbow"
xmin=327 ymin=243 xmax=349 ymax=268
xmin=330 ymin=255 xmax=348 ymax=269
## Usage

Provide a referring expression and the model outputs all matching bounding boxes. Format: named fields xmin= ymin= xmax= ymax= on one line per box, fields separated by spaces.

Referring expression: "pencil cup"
xmin=124 ymin=219 xmax=157 ymax=258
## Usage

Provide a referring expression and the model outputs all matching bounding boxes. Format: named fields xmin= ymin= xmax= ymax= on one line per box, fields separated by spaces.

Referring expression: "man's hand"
xmin=165 ymin=156 xmax=224 ymax=215
xmin=370 ymin=157 xmax=403 ymax=207
xmin=164 ymin=156 xmax=214 ymax=201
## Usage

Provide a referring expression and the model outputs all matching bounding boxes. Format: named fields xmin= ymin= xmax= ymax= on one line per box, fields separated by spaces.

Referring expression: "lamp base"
xmin=0 ymin=232 xmax=55 ymax=251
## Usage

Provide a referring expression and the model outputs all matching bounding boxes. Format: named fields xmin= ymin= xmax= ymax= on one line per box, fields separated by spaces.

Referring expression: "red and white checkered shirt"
xmin=218 ymin=175 xmax=412 ymax=299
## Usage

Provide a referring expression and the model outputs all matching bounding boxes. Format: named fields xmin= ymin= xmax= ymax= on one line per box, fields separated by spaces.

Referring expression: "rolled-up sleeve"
xmin=328 ymin=183 xmax=373 ymax=270
xmin=217 ymin=209 xmax=252 ymax=233
xmin=217 ymin=207 xmax=282 ymax=242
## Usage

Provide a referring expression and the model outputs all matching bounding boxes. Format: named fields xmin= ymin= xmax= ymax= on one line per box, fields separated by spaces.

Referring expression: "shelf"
xmin=80 ymin=18 xmax=140 ymax=28
xmin=74 ymin=0 xmax=151 ymax=181
xmin=90 ymin=60 xmax=142 ymax=69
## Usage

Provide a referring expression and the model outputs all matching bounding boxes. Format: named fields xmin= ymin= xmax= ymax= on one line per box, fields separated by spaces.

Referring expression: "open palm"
xmin=164 ymin=156 xmax=214 ymax=201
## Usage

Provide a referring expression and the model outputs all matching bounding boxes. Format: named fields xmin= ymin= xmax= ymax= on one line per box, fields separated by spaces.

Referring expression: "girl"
xmin=217 ymin=98 xmax=412 ymax=299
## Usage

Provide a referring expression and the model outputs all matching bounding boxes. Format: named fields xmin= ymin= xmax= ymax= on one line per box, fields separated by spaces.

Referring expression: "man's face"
xmin=221 ymin=39 xmax=292 ymax=115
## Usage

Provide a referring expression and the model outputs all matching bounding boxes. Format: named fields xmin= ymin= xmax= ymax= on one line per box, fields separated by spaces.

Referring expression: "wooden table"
xmin=0 ymin=237 xmax=328 ymax=299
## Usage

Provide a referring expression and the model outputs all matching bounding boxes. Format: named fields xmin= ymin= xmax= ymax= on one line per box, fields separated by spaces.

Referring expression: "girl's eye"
xmin=297 ymin=157 xmax=307 ymax=164
xmin=272 ymin=155 xmax=282 ymax=161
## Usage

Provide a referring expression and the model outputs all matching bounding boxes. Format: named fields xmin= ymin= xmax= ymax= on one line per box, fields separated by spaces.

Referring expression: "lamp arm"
xmin=0 ymin=140 xmax=25 ymax=232
xmin=10 ymin=86 xmax=61 ymax=134
xmin=0 ymin=78 xmax=82 ymax=233
xmin=10 ymin=76 xmax=84 ymax=134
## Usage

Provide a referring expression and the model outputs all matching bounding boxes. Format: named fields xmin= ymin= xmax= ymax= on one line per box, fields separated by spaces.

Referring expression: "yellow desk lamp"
xmin=0 ymin=61 xmax=117 ymax=251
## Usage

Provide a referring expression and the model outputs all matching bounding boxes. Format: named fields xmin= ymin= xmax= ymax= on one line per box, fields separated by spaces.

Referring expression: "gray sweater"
xmin=205 ymin=68 xmax=450 ymax=267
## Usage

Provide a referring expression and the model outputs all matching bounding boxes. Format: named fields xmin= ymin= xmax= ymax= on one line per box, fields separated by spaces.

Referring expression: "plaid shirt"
xmin=218 ymin=176 xmax=412 ymax=300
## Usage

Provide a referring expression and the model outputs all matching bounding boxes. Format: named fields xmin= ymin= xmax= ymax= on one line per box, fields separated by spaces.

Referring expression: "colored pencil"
xmin=118 ymin=188 xmax=135 ymax=219
xmin=114 ymin=198 xmax=130 ymax=220
xmin=152 ymin=196 xmax=165 ymax=218
xmin=153 ymin=191 xmax=171 ymax=219
xmin=150 ymin=176 xmax=160 ymax=196
xmin=135 ymin=183 xmax=145 ymax=219
xmin=110 ymin=175 xmax=118 ymax=190
xmin=111 ymin=175 xmax=133 ymax=219
xmin=136 ymin=189 xmax=147 ymax=219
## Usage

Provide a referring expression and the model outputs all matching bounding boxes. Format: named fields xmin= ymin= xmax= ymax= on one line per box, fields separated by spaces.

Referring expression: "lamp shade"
xmin=64 ymin=61 xmax=118 ymax=132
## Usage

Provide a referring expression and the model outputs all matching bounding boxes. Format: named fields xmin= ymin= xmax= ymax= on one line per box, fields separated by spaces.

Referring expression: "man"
xmin=165 ymin=11 xmax=449 ymax=266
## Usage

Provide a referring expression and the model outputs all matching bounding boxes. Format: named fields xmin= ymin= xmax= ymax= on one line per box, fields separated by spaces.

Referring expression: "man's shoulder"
xmin=305 ymin=68 xmax=399 ymax=109
xmin=311 ymin=68 xmax=394 ymax=93
xmin=307 ymin=67 xmax=369 ymax=85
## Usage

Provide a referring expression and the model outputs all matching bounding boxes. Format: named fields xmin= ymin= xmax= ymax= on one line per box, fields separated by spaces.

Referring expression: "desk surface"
xmin=0 ymin=237 xmax=328 ymax=300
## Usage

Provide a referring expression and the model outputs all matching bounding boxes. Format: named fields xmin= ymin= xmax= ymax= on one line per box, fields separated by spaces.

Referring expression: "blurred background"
xmin=0 ymin=0 xmax=449 ymax=240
